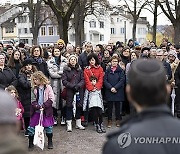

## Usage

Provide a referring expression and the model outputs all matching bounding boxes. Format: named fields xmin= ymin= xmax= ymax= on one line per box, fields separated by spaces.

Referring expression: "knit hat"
xmin=57 ymin=39 xmax=65 ymax=46
xmin=168 ymin=50 xmax=177 ymax=58
xmin=68 ymin=54 xmax=78 ymax=62
xmin=22 ymin=58 xmax=33 ymax=67
xmin=0 ymin=90 xmax=16 ymax=124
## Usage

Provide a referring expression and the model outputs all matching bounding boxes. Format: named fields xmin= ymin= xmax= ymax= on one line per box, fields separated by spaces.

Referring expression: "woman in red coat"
xmin=84 ymin=53 xmax=105 ymax=133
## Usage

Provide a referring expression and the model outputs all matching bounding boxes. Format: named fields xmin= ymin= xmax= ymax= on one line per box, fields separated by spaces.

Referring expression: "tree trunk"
xmin=153 ymin=0 xmax=158 ymax=44
xmin=132 ymin=19 xmax=137 ymax=41
xmin=74 ymin=2 xmax=85 ymax=47
xmin=33 ymin=31 xmax=38 ymax=45
xmin=57 ymin=16 xmax=69 ymax=44
xmin=173 ymin=23 xmax=180 ymax=45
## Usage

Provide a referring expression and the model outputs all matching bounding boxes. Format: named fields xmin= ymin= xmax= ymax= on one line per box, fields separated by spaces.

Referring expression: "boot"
xmin=66 ymin=120 xmax=72 ymax=132
xmin=107 ymin=120 xmax=112 ymax=128
xmin=46 ymin=133 xmax=53 ymax=149
xmin=76 ymin=119 xmax=85 ymax=130
xmin=116 ymin=120 xmax=120 ymax=127
xmin=28 ymin=135 xmax=34 ymax=149
xmin=100 ymin=123 xmax=106 ymax=133
xmin=96 ymin=124 xmax=102 ymax=133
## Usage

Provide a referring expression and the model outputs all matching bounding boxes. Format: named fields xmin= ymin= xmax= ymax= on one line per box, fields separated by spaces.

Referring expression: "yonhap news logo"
xmin=117 ymin=132 xmax=132 ymax=148
xmin=117 ymin=132 xmax=180 ymax=149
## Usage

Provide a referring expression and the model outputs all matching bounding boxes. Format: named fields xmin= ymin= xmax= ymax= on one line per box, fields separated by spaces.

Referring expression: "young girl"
xmin=6 ymin=85 xmax=24 ymax=133
xmin=27 ymin=71 xmax=55 ymax=149
xmin=83 ymin=76 xmax=106 ymax=133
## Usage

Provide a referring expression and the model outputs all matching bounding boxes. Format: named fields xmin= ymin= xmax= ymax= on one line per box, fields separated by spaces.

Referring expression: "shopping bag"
xmin=33 ymin=110 xmax=44 ymax=150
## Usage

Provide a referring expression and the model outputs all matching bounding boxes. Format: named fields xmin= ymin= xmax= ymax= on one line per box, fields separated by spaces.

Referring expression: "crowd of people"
xmin=0 ymin=37 xmax=180 ymax=150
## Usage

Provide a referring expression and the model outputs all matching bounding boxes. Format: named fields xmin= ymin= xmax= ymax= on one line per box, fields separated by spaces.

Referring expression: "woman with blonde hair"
xmin=27 ymin=71 xmax=55 ymax=149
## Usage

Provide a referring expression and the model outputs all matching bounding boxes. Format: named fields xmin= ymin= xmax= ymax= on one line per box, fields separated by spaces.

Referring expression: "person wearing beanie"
xmin=17 ymin=58 xmax=38 ymax=136
xmin=168 ymin=50 xmax=179 ymax=90
xmin=57 ymin=39 xmax=66 ymax=55
xmin=0 ymin=90 xmax=27 ymax=154
xmin=103 ymin=59 xmax=180 ymax=154
xmin=62 ymin=54 xmax=85 ymax=132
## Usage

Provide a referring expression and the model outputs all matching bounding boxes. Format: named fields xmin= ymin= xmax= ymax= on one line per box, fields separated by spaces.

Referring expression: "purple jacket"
xmin=30 ymin=85 xmax=55 ymax=117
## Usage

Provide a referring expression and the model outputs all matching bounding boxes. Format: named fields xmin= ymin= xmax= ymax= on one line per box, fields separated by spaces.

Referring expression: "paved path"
xmin=22 ymin=121 xmax=120 ymax=154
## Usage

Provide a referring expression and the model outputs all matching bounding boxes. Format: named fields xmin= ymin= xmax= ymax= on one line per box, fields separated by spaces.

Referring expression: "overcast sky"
xmin=0 ymin=0 xmax=171 ymax=25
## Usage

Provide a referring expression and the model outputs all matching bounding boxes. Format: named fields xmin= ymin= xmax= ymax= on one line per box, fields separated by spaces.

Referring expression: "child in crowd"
xmin=27 ymin=71 xmax=55 ymax=149
xmin=6 ymin=85 xmax=24 ymax=133
xmin=83 ymin=76 xmax=106 ymax=133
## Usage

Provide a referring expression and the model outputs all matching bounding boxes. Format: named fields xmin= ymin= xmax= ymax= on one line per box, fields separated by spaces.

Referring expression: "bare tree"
xmin=158 ymin=0 xmax=180 ymax=44
xmin=28 ymin=0 xmax=51 ymax=45
xmin=123 ymin=0 xmax=150 ymax=41
xmin=73 ymin=0 xmax=110 ymax=46
xmin=43 ymin=0 xmax=78 ymax=44
xmin=145 ymin=0 xmax=162 ymax=44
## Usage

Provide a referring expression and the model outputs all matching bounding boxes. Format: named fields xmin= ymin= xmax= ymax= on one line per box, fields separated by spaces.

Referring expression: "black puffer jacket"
xmin=0 ymin=66 xmax=17 ymax=89
xmin=17 ymin=72 xmax=31 ymax=117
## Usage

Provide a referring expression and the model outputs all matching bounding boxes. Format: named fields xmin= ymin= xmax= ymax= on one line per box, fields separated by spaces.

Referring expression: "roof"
xmin=111 ymin=11 xmax=149 ymax=25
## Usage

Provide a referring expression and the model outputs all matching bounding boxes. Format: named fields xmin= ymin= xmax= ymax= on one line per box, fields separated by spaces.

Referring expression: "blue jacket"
xmin=104 ymin=65 xmax=125 ymax=102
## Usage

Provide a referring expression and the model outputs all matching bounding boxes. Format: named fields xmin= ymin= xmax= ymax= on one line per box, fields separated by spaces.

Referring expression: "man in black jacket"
xmin=103 ymin=59 xmax=180 ymax=154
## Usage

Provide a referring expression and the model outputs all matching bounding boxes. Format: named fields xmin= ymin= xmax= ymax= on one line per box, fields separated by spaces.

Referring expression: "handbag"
xmin=33 ymin=110 xmax=44 ymax=150
xmin=61 ymin=87 xmax=67 ymax=100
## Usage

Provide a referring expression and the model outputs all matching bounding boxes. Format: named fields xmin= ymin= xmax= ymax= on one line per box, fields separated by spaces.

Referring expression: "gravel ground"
xmin=21 ymin=121 xmax=120 ymax=154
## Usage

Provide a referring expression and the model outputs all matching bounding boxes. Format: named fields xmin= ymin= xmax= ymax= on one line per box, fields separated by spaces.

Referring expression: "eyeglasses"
xmin=112 ymin=61 xmax=118 ymax=62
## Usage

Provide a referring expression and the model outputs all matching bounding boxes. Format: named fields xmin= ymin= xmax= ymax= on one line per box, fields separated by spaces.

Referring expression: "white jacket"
xmin=83 ymin=89 xmax=104 ymax=111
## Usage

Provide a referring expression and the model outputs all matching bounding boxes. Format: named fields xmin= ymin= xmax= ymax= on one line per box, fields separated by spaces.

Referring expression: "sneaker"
xmin=107 ymin=120 xmax=112 ymax=128
xmin=54 ymin=117 xmax=58 ymax=126
xmin=61 ymin=117 xmax=66 ymax=125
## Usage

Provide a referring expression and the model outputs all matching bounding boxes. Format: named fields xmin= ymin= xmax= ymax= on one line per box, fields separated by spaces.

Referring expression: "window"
xmin=41 ymin=27 xmax=46 ymax=36
xmin=117 ymin=18 xmax=119 ymax=22
xmin=48 ymin=27 xmax=53 ymax=35
xmin=24 ymin=28 xmax=28 ymax=34
xmin=138 ymin=28 xmax=146 ymax=35
xmin=100 ymin=34 xmax=104 ymax=41
xmin=120 ymin=28 xmax=125 ymax=34
xmin=99 ymin=21 xmax=104 ymax=28
xmin=111 ymin=28 xmax=116 ymax=34
xmin=18 ymin=29 xmax=21 ymax=34
xmin=30 ymin=28 xmax=33 ymax=33
xmin=5 ymin=27 xmax=14 ymax=33
xmin=90 ymin=21 xmax=96 ymax=28
xmin=18 ymin=16 xmax=27 ymax=23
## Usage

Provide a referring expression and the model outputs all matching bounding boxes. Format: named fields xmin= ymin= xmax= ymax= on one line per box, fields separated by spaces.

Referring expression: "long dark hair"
xmin=7 ymin=50 xmax=22 ymax=68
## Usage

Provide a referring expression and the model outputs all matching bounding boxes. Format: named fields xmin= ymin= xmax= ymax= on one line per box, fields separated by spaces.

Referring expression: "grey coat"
xmin=47 ymin=56 xmax=67 ymax=108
